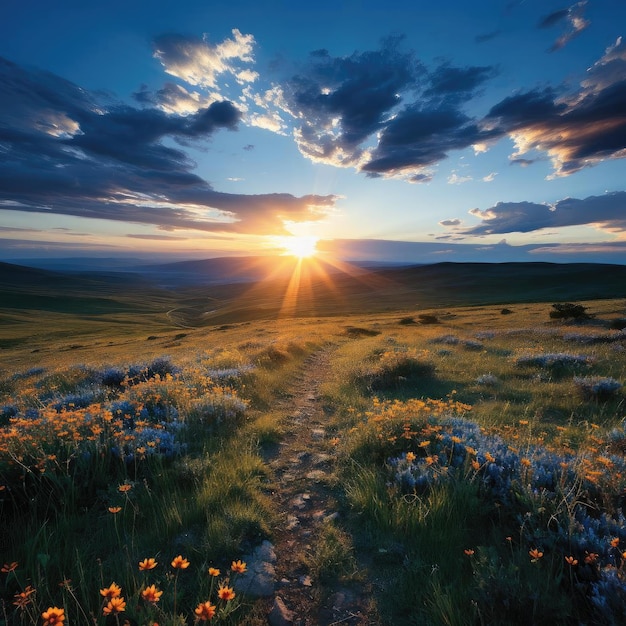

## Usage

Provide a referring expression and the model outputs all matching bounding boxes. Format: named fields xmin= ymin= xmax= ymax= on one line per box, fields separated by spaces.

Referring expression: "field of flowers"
xmin=0 ymin=337 xmax=317 ymax=625
xmin=1 ymin=299 xmax=625 ymax=625
xmin=323 ymin=302 xmax=626 ymax=624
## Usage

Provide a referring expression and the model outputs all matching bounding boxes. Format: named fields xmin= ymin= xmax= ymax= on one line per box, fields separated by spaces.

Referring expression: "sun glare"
xmin=279 ymin=235 xmax=319 ymax=259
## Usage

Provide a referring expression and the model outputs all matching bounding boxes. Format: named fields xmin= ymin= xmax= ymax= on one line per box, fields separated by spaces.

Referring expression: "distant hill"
xmin=1 ymin=259 xmax=625 ymax=320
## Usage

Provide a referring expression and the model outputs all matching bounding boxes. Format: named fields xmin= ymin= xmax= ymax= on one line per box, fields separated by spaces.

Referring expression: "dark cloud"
xmin=462 ymin=192 xmax=626 ymax=236
xmin=538 ymin=9 xmax=569 ymax=29
xmin=439 ymin=218 xmax=461 ymax=227
xmin=0 ymin=57 xmax=336 ymax=235
xmin=279 ymin=37 xmax=497 ymax=178
xmin=475 ymin=30 xmax=501 ymax=43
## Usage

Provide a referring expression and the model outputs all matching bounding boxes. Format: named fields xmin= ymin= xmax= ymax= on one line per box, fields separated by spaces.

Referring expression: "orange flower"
xmin=118 ymin=483 xmax=132 ymax=493
xmin=171 ymin=555 xmax=190 ymax=569
xmin=565 ymin=556 xmax=578 ymax=566
xmin=471 ymin=460 xmax=480 ymax=471
xmin=464 ymin=549 xmax=475 ymax=556
xmin=1 ymin=561 xmax=18 ymax=573
xmin=13 ymin=586 xmax=35 ymax=609
xmin=231 ymin=559 xmax=247 ymax=574
xmin=141 ymin=585 xmax=163 ymax=604
xmin=103 ymin=597 xmax=126 ymax=615
xmin=484 ymin=452 xmax=495 ymax=463
xmin=405 ymin=452 xmax=416 ymax=463
xmin=100 ymin=582 xmax=122 ymax=599
xmin=208 ymin=567 xmax=221 ymax=577
xmin=194 ymin=600 xmax=216 ymax=621
xmin=139 ymin=557 xmax=158 ymax=571
xmin=529 ymin=548 xmax=544 ymax=561
xmin=42 ymin=607 xmax=65 ymax=625
xmin=520 ymin=458 xmax=531 ymax=468
xmin=611 ymin=538 xmax=620 ymax=548
xmin=108 ymin=506 xmax=122 ymax=514
xmin=584 ymin=552 xmax=598 ymax=564
xmin=217 ymin=585 xmax=236 ymax=601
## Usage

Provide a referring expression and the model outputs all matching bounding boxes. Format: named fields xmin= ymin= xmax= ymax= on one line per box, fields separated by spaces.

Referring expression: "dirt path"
xmin=261 ymin=345 xmax=378 ymax=626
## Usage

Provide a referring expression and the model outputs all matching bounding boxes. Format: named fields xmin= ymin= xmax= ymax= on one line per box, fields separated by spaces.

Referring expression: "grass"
xmin=0 ymin=293 xmax=625 ymax=624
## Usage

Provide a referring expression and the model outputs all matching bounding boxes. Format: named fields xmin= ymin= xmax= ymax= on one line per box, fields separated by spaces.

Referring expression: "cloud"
xmin=483 ymin=172 xmax=497 ymax=182
xmin=538 ymin=2 xmax=590 ymax=51
xmin=462 ymin=191 xmax=626 ymax=235
xmin=153 ymin=29 xmax=257 ymax=89
xmin=447 ymin=172 xmax=473 ymax=185
xmin=475 ymin=30 xmax=501 ymax=43
xmin=0 ymin=57 xmax=336 ymax=236
xmin=439 ymin=218 xmax=462 ymax=227
xmin=127 ymin=233 xmax=188 ymax=240
xmin=485 ymin=38 xmax=626 ymax=176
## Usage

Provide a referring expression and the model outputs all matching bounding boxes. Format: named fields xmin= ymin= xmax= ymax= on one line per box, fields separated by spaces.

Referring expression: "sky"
xmin=1 ymin=0 xmax=626 ymax=264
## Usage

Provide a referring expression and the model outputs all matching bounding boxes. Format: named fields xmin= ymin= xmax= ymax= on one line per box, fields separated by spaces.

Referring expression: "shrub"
xmin=476 ymin=374 xmax=499 ymax=386
xmin=399 ymin=316 xmax=416 ymax=325
xmin=418 ymin=314 xmax=439 ymax=324
xmin=357 ymin=349 xmax=436 ymax=391
xmin=515 ymin=352 xmax=594 ymax=373
xmin=549 ymin=303 xmax=590 ymax=320
xmin=573 ymin=376 xmax=622 ymax=401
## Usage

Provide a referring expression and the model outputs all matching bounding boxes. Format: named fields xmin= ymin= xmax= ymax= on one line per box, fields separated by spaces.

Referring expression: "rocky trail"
xmin=236 ymin=345 xmax=378 ymax=626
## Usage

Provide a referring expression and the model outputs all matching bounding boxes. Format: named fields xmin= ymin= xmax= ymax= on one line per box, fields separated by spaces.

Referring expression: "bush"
xmin=418 ymin=314 xmax=439 ymax=324
xmin=573 ymin=376 xmax=622 ymax=401
xmin=357 ymin=349 xmax=436 ymax=391
xmin=549 ymin=303 xmax=590 ymax=320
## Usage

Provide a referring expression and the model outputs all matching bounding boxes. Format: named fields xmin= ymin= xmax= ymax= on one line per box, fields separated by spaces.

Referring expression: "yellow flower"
xmin=519 ymin=420 xmax=529 ymax=426
xmin=484 ymin=452 xmax=495 ymax=463
xmin=195 ymin=600 xmax=216 ymax=621
xmin=108 ymin=506 xmax=122 ymax=514
xmin=141 ymin=585 xmax=163 ymax=604
xmin=231 ymin=559 xmax=247 ymax=574
xmin=100 ymin=582 xmax=122 ymax=599
xmin=529 ymin=548 xmax=543 ymax=561
xmin=103 ymin=597 xmax=126 ymax=615
xmin=171 ymin=555 xmax=190 ymax=569
xmin=521 ymin=458 xmax=531 ymax=467
xmin=610 ymin=537 xmax=620 ymax=548
xmin=418 ymin=440 xmax=430 ymax=448
xmin=471 ymin=460 xmax=480 ymax=471
xmin=405 ymin=452 xmax=416 ymax=463
xmin=217 ymin=585 xmax=236 ymax=601
xmin=118 ymin=483 xmax=132 ymax=493
xmin=41 ymin=606 xmax=65 ymax=625
xmin=139 ymin=557 xmax=158 ymax=571
xmin=208 ymin=567 xmax=221 ymax=577
xmin=565 ymin=556 xmax=578 ymax=566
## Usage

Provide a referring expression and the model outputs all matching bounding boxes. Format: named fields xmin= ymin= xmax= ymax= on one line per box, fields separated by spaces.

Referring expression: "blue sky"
xmin=1 ymin=0 xmax=625 ymax=263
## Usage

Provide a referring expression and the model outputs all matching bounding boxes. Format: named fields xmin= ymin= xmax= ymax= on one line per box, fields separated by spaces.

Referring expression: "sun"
xmin=279 ymin=235 xmax=319 ymax=259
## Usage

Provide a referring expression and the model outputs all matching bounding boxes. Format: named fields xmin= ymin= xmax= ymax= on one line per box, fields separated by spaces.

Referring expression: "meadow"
xmin=1 ymin=264 xmax=626 ymax=624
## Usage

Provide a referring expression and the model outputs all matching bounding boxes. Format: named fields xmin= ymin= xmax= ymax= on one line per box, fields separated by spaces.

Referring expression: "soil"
xmin=259 ymin=345 xmax=380 ymax=626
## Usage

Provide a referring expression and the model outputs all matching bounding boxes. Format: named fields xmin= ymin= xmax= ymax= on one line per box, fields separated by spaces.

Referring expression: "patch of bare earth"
xmin=259 ymin=345 xmax=379 ymax=626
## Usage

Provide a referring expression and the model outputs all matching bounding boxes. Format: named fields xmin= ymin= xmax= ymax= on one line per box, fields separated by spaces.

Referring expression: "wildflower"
xmin=465 ymin=446 xmax=477 ymax=456
xmin=139 ymin=557 xmax=158 ymax=571
xmin=194 ymin=600 xmax=216 ymax=621
xmin=464 ymin=549 xmax=475 ymax=556
xmin=610 ymin=538 xmax=620 ymax=548
xmin=103 ymin=597 xmax=126 ymax=615
xmin=118 ymin=484 xmax=132 ymax=493
xmin=171 ymin=555 xmax=190 ymax=569
xmin=565 ymin=556 xmax=578 ymax=566
xmin=451 ymin=436 xmax=462 ymax=444
xmin=231 ymin=559 xmax=247 ymax=574
xmin=141 ymin=585 xmax=163 ymax=604
xmin=519 ymin=420 xmax=529 ymax=426
xmin=584 ymin=552 xmax=599 ymax=564
xmin=208 ymin=567 xmax=221 ymax=577
xmin=1 ymin=561 xmax=18 ymax=573
xmin=217 ymin=585 xmax=236 ymax=601
xmin=484 ymin=452 xmax=495 ymax=463
xmin=13 ymin=586 xmax=35 ymax=609
xmin=405 ymin=452 xmax=416 ymax=463
xmin=108 ymin=506 xmax=122 ymax=514
xmin=419 ymin=440 xmax=430 ymax=448
xmin=521 ymin=458 xmax=532 ymax=467
xmin=100 ymin=582 xmax=122 ymax=599
xmin=471 ymin=460 xmax=480 ymax=471
xmin=529 ymin=548 xmax=544 ymax=562
xmin=42 ymin=606 xmax=65 ymax=625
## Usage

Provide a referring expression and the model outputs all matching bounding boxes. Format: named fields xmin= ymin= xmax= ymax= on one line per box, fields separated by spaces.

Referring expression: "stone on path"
xmin=233 ymin=540 xmax=276 ymax=598
xmin=268 ymin=596 xmax=294 ymax=626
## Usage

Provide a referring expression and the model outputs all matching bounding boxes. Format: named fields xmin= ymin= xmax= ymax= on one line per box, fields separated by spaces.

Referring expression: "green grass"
xmin=1 ymin=291 xmax=625 ymax=624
